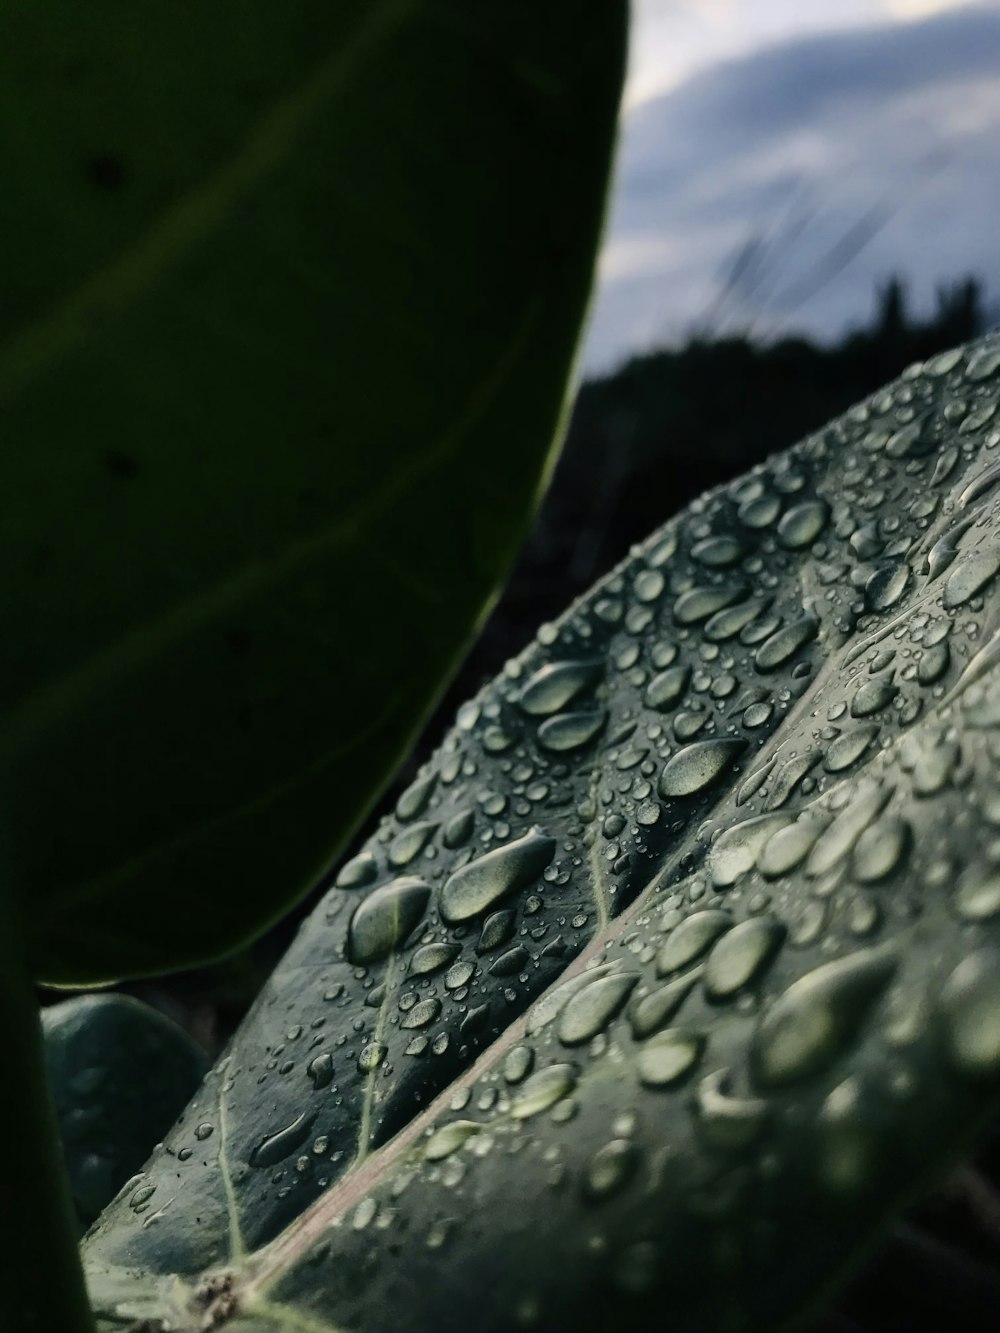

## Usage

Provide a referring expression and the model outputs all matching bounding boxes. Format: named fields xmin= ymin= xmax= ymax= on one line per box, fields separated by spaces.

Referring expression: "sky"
xmin=581 ymin=0 xmax=1000 ymax=373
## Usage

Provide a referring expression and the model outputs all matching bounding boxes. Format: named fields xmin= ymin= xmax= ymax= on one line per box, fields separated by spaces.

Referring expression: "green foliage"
xmin=43 ymin=995 xmax=208 ymax=1227
xmin=83 ymin=333 xmax=1000 ymax=1331
xmin=0 ymin=0 xmax=626 ymax=985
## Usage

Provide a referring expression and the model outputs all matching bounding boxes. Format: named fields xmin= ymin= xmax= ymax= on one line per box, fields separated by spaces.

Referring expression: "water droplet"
xmin=704 ymin=918 xmax=785 ymax=999
xmin=853 ymin=817 xmax=910 ymax=883
xmin=943 ymin=548 xmax=1000 ymax=609
xmin=658 ymin=739 xmax=746 ymax=798
xmin=694 ymin=1069 xmax=769 ymax=1152
xmin=644 ymin=665 xmax=690 ymax=711
xmin=954 ymin=872 xmax=1000 ymax=923
xmin=442 ymin=809 xmax=475 ymax=849
xmin=518 ymin=661 xmax=602 ymax=716
xmin=637 ymin=1029 xmax=704 ymax=1088
xmin=754 ymin=614 xmax=819 ymax=672
xmin=917 ymin=641 xmax=950 ymax=685
xmin=490 ymin=945 xmax=529 ymax=977
xmin=511 ymin=1064 xmax=577 ymax=1119
xmin=965 ymin=344 xmax=1000 ymax=382
xmin=777 ymin=500 xmax=828 ymax=549
xmin=357 ymin=1042 xmax=387 ymax=1073
xmin=824 ymin=724 xmax=880 ymax=773
xmin=388 ymin=821 xmax=437 ymax=868
xmin=818 ymin=1076 xmax=872 ymax=1194
xmin=396 ymin=773 xmax=437 ymax=822
xmin=306 ymin=1053 xmax=334 ymax=1089
xmin=850 ymin=677 xmax=897 ymax=718
xmin=401 ymin=998 xmax=441 ymax=1030
xmin=865 ymin=562 xmax=910 ymax=612
xmin=584 ymin=1139 xmax=637 ymax=1199
xmin=527 ymin=963 xmax=620 ymax=1034
xmin=410 ymin=943 xmax=460 ymax=977
xmin=757 ymin=814 xmax=827 ymax=878
xmin=939 ymin=949 xmax=1000 ymax=1076
xmin=347 ymin=878 xmax=431 ymax=963
xmin=634 ymin=569 xmax=665 ymax=603
xmin=440 ymin=831 xmax=556 ymax=923
xmin=752 ymin=948 xmax=897 ymax=1088
xmin=504 ymin=1045 xmax=535 ymax=1084
xmin=476 ymin=909 xmax=516 ymax=954
xmin=805 ymin=782 xmax=891 ymax=877
xmin=558 ymin=973 xmax=638 ymax=1046
xmin=692 ymin=535 xmax=746 ymax=568
xmin=628 ymin=971 xmax=700 ymax=1039
xmin=709 ymin=815 xmax=791 ymax=887
xmin=706 ymin=596 xmax=770 ymax=642
xmin=673 ymin=582 xmax=748 ymax=625
xmin=249 ymin=1111 xmax=317 ymax=1168
xmin=336 ymin=853 xmax=378 ymax=890
xmin=424 ymin=1120 xmax=481 ymax=1161
xmin=657 ymin=911 xmax=732 ymax=976
xmin=537 ymin=710 xmax=607 ymax=753
xmin=194 ymin=1122 xmax=214 ymax=1141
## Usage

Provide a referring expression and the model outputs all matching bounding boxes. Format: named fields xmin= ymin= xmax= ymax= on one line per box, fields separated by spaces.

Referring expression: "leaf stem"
xmin=0 ymin=886 xmax=95 ymax=1333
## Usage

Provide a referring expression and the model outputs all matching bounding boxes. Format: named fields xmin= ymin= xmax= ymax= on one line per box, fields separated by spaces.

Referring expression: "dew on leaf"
xmin=637 ymin=1030 xmax=705 ymax=1088
xmin=440 ymin=831 xmax=556 ymax=923
xmin=752 ymin=948 xmax=897 ymax=1088
xmin=558 ymin=973 xmax=638 ymax=1046
xmin=347 ymin=878 xmax=431 ymax=964
xmin=658 ymin=739 xmax=746 ymax=798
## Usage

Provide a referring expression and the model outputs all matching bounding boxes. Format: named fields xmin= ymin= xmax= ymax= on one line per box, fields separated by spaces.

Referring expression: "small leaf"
xmin=85 ymin=335 xmax=1000 ymax=1329
xmin=42 ymin=994 xmax=207 ymax=1227
xmin=0 ymin=0 xmax=626 ymax=983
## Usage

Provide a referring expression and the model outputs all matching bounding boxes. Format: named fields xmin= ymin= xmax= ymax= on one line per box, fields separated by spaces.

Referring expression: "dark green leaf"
xmin=43 ymin=994 xmax=208 ymax=1227
xmin=83 ymin=339 xmax=1000 ymax=1331
xmin=0 ymin=0 xmax=626 ymax=983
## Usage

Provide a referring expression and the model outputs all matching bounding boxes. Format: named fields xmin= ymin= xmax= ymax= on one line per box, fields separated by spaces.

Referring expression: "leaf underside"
xmin=42 ymin=994 xmax=208 ymax=1227
xmin=86 ymin=333 xmax=1000 ymax=1332
xmin=0 ymin=0 xmax=625 ymax=982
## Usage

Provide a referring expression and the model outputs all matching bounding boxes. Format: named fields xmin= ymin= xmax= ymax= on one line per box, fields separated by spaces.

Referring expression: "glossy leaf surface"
xmin=43 ymin=994 xmax=208 ymax=1227
xmin=86 ymin=334 xmax=1000 ymax=1331
xmin=0 ymin=0 xmax=626 ymax=982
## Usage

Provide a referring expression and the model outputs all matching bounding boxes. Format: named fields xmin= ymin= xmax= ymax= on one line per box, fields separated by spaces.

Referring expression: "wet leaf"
xmin=85 ymin=335 xmax=1000 ymax=1330
xmin=0 ymin=0 xmax=625 ymax=982
xmin=42 ymin=995 xmax=207 ymax=1227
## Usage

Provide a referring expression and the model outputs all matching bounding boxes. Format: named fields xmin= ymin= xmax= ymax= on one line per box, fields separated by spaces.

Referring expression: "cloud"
xmin=584 ymin=4 xmax=1000 ymax=373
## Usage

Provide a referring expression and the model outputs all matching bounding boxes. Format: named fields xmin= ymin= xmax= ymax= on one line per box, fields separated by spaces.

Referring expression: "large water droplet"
xmin=628 ymin=971 xmax=700 ymax=1039
xmin=805 ymin=782 xmax=891 ymax=877
xmin=658 ymin=739 xmax=746 ymax=798
xmin=425 ymin=1120 xmax=481 ymax=1161
xmin=518 ymin=661 xmax=602 ymax=716
xmin=709 ymin=815 xmax=791 ymax=887
xmin=694 ymin=1069 xmax=769 ymax=1152
xmin=754 ymin=614 xmax=819 ymax=672
xmin=644 ymin=665 xmax=690 ymax=712
xmin=637 ymin=1030 xmax=704 ymax=1088
xmin=396 ymin=774 xmax=437 ymax=822
xmin=943 ymin=548 xmax=1000 ymax=609
xmin=558 ymin=973 xmax=638 ymax=1046
xmin=673 ymin=582 xmax=747 ymax=625
xmin=939 ymin=949 xmax=1000 ymax=1076
xmin=777 ymin=500 xmax=828 ymax=548
xmin=440 ymin=831 xmax=556 ymax=923
xmin=704 ymin=918 xmax=785 ymax=999
xmin=657 ymin=910 xmax=732 ymax=976
xmin=249 ymin=1111 xmax=317 ymax=1168
xmin=824 ymin=724 xmax=880 ymax=772
xmin=537 ymin=710 xmax=607 ymax=753
xmin=752 ymin=948 xmax=897 ymax=1088
xmin=347 ymin=878 xmax=431 ymax=963
xmin=511 ymin=1065 xmax=577 ymax=1119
